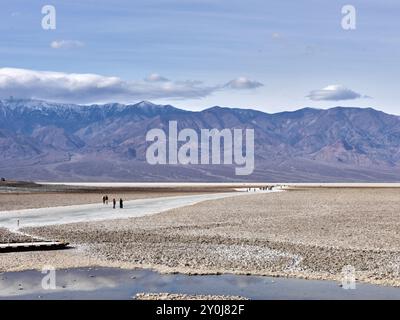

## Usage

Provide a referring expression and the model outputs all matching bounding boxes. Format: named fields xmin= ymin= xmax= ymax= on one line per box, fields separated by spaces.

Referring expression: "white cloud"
xmin=144 ymin=73 xmax=169 ymax=82
xmin=50 ymin=40 xmax=85 ymax=49
xmin=224 ymin=77 xmax=263 ymax=90
xmin=307 ymin=85 xmax=367 ymax=101
xmin=0 ymin=68 xmax=262 ymax=104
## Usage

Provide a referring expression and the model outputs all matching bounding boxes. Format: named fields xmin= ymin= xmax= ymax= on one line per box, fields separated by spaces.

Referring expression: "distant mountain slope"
xmin=1 ymin=98 xmax=400 ymax=182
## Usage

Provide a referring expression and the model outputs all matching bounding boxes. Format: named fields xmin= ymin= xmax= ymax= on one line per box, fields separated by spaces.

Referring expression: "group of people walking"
xmin=102 ymin=195 xmax=123 ymax=209
xmin=246 ymin=186 xmax=273 ymax=192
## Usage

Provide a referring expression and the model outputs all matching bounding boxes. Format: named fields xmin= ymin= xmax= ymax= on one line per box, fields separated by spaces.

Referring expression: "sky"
xmin=0 ymin=0 xmax=399 ymax=114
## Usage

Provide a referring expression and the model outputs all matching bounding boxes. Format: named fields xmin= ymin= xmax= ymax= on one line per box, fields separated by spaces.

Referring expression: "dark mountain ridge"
xmin=1 ymin=98 xmax=400 ymax=182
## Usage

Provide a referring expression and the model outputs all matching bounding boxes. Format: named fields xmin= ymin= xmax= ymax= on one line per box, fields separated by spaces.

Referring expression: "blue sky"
xmin=0 ymin=0 xmax=399 ymax=114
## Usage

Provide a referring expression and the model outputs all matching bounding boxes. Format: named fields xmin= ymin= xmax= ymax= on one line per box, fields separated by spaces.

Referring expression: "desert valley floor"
xmin=0 ymin=183 xmax=399 ymax=292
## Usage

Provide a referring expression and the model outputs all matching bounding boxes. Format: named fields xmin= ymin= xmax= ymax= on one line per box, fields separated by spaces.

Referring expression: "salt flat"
xmin=1 ymin=186 xmax=399 ymax=289
xmin=39 ymin=182 xmax=400 ymax=188
xmin=21 ymin=187 xmax=400 ymax=287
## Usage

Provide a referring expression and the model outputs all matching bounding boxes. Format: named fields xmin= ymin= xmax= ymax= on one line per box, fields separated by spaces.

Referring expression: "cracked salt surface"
xmin=209 ymin=244 xmax=303 ymax=272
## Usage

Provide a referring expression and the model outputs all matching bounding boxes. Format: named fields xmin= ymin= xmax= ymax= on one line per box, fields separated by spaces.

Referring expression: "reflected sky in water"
xmin=1 ymin=267 xmax=400 ymax=300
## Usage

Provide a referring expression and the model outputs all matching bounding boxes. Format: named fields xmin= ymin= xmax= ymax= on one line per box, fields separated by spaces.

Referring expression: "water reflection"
xmin=0 ymin=267 xmax=400 ymax=300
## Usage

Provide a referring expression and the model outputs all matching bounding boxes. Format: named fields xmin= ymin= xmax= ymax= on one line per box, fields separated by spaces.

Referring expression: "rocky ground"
xmin=0 ymin=228 xmax=34 ymax=243
xmin=13 ymin=187 xmax=399 ymax=287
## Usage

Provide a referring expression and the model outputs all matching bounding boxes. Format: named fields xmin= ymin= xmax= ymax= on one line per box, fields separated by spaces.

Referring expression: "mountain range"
xmin=1 ymin=98 xmax=400 ymax=182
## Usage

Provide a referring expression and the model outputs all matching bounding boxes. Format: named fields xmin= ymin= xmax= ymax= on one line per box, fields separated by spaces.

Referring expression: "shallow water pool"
xmin=0 ymin=267 xmax=399 ymax=300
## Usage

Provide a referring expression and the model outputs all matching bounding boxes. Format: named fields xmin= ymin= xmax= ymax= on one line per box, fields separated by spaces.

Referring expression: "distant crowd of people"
xmin=102 ymin=195 xmax=124 ymax=209
xmin=246 ymin=186 xmax=273 ymax=192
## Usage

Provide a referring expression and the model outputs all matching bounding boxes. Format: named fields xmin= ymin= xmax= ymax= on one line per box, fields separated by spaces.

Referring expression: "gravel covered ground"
xmin=0 ymin=228 xmax=34 ymax=243
xmin=0 ymin=187 xmax=398 ymax=287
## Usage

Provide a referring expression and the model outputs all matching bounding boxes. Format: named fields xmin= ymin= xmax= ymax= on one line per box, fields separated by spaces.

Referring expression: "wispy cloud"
xmin=50 ymin=40 xmax=85 ymax=49
xmin=144 ymin=73 xmax=169 ymax=82
xmin=307 ymin=85 xmax=368 ymax=101
xmin=224 ymin=77 xmax=263 ymax=90
xmin=0 ymin=68 xmax=262 ymax=104
xmin=271 ymin=32 xmax=281 ymax=39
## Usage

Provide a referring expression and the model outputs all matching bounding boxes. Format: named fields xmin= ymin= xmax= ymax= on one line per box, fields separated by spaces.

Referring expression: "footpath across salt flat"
xmin=0 ymin=190 xmax=279 ymax=231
